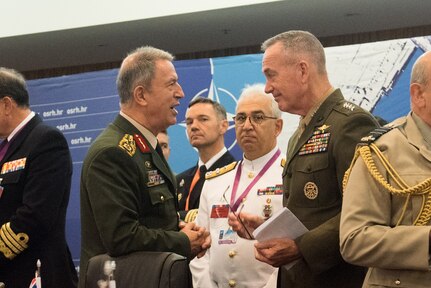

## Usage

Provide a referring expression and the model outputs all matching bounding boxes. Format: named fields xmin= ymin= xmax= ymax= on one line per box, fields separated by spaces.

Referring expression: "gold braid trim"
xmin=343 ymin=143 xmax=431 ymax=226
xmin=184 ymin=209 xmax=199 ymax=223
xmin=0 ymin=222 xmax=29 ymax=259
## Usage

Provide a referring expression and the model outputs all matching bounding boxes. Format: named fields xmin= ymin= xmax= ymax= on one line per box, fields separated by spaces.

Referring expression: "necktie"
xmin=287 ymin=119 xmax=306 ymax=158
xmin=0 ymin=139 xmax=10 ymax=162
xmin=185 ymin=165 xmax=206 ymax=211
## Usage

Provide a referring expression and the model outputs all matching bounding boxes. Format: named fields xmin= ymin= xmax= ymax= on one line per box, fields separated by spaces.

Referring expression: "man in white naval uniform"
xmin=190 ymin=84 xmax=285 ymax=288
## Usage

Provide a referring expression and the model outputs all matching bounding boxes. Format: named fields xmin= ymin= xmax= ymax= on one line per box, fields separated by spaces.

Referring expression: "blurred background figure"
xmin=176 ymin=97 xmax=235 ymax=222
xmin=157 ymin=129 xmax=171 ymax=161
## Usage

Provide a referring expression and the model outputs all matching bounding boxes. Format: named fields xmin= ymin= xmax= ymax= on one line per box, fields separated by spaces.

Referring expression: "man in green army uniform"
xmin=229 ymin=30 xmax=379 ymax=287
xmin=79 ymin=46 xmax=210 ymax=287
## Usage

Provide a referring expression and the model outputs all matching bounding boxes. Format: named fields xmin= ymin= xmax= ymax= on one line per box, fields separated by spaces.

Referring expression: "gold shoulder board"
xmin=205 ymin=161 xmax=238 ymax=180
xmin=118 ymin=134 xmax=136 ymax=156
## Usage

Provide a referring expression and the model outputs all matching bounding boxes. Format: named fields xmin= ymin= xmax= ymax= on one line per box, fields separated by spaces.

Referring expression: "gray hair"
xmin=0 ymin=67 xmax=29 ymax=107
xmin=237 ymin=83 xmax=281 ymax=118
xmin=262 ymin=30 xmax=327 ymax=75
xmin=116 ymin=46 xmax=174 ymax=104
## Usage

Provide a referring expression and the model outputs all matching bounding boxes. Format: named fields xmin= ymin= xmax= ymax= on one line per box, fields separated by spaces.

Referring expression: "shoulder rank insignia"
xmin=360 ymin=126 xmax=394 ymax=145
xmin=342 ymin=102 xmax=356 ymax=112
xmin=118 ymin=134 xmax=136 ymax=156
xmin=281 ymin=158 xmax=286 ymax=168
xmin=205 ymin=161 xmax=238 ymax=180
xmin=133 ymin=134 xmax=150 ymax=153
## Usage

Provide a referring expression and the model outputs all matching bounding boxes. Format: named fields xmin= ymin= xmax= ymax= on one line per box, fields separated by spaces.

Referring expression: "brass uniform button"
xmin=160 ymin=195 xmax=165 ymax=202
xmin=228 ymin=250 xmax=236 ymax=258
xmin=228 ymin=279 xmax=236 ymax=287
xmin=394 ymin=279 xmax=401 ymax=285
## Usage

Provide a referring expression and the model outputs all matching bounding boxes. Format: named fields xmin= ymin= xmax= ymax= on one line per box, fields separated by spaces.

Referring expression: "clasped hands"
xmin=227 ymin=211 xmax=302 ymax=267
xmin=179 ymin=221 xmax=211 ymax=259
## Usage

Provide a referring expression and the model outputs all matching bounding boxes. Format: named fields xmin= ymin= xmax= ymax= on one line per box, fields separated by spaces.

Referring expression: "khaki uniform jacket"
xmin=280 ymin=89 xmax=379 ymax=287
xmin=79 ymin=115 xmax=190 ymax=287
xmin=340 ymin=113 xmax=431 ymax=288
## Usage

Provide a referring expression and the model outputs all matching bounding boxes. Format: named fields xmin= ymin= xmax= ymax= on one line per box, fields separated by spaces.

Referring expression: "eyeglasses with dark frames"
xmin=233 ymin=113 xmax=277 ymax=126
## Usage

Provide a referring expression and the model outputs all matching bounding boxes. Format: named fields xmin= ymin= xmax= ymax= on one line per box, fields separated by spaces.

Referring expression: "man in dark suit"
xmin=176 ymin=97 xmax=235 ymax=222
xmin=229 ymin=30 xmax=379 ymax=287
xmin=0 ymin=67 xmax=78 ymax=287
xmin=79 ymin=46 xmax=210 ymax=288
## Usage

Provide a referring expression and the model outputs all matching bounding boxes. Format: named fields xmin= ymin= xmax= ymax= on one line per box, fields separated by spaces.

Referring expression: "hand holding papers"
xmin=252 ymin=207 xmax=308 ymax=241
xmin=253 ymin=207 xmax=308 ymax=270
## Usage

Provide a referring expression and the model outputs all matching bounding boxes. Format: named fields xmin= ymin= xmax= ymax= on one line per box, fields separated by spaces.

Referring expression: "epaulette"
xmin=205 ymin=161 xmax=238 ymax=180
xmin=184 ymin=209 xmax=198 ymax=223
xmin=118 ymin=134 xmax=136 ymax=156
xmin=281 ymin=158 xmax=286 ymax=168
xmin=359 ymin=126 xmax=394 ymax=145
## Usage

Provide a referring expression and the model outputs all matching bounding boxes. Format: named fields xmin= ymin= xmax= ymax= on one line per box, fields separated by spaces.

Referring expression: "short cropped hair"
xmin=0 ymin=67 xmax=30 ymax=108
xmin=188 ymin=97 xmax=227 ymax=120
xmin=117 ymin=46 xmax=174 ymax=104
xmin=262 ymin=30 xmax=327 ymax=75
xmin=237 ymin=83 xmax=281 ymax=118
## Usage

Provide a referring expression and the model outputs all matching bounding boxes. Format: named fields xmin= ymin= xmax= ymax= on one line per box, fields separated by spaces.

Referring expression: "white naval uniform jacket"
xmin=190 ymin=147 xmax=285 ymax=288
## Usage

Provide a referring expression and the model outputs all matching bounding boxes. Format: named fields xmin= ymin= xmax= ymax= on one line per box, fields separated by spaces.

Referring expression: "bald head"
xmin=410 ymin=51 xmax=431 ymax=126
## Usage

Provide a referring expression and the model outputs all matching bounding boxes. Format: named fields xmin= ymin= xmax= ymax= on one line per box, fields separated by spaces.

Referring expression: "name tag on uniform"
xmin=210 ymin=204 xmax=229 ymax=218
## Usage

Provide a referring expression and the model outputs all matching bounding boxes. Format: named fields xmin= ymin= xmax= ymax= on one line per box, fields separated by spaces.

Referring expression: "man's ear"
xmin=410 ymin=83 xmax=425 ymax=108
xmin=133 ymin=85 xmax=148 ymax=106
xmin=2 ymin=96 xmax=15 ymax=115
xmin=275 ymin=118 xmax=283 ymax=137
xmin=298 ymin=60 xmax=309 ymax=84
xmin=220 ymin=119 xmax=229 ymax=134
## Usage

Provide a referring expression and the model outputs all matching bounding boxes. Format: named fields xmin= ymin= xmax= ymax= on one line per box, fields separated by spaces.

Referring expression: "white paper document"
xmin=252 ymin=207 xmax=309 ymax=270
xmin=252 ymin=207 xmax=308 ymax=242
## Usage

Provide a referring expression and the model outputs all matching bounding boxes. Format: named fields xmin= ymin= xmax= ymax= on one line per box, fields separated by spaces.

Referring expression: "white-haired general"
xmin=190 ymin=83 xmax=285 ymax=288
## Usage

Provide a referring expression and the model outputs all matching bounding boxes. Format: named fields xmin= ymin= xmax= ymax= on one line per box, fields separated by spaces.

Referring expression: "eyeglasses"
xmin=233 ymin=113 xmax=277 ymax=126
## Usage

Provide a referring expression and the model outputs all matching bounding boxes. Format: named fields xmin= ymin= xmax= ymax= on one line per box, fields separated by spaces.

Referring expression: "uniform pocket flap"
xmin=148 ymin=186 xmax=174 ymax=206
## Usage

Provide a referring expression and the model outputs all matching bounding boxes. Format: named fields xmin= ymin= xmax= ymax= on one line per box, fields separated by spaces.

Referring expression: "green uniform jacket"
xmin=280 ymin=89 xmax=379 ymax=288
xmin=79 ymin=115 xmax=190 ymax=287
